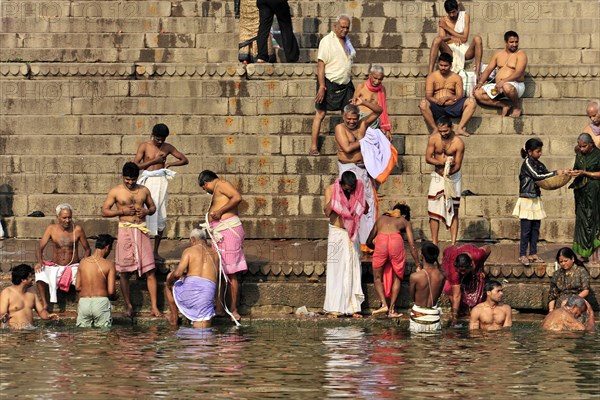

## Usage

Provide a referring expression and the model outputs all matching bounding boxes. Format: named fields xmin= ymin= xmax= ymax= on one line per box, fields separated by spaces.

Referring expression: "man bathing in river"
xmin=101 ymin=162 xmax=161 ymax=318
xmin=542 ymin=295 xmax=595 ymax=331
xmin=469 ymin=280 xmax=512 ymax=331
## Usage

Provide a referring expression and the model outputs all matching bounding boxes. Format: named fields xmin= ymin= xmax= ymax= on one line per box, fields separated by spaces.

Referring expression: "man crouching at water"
xmin=469 ymin=280 xmax=512 ymax=331
xmin=0 ymin=264 xmax=59 ymax=329
xmin=541 ymin=295 xmax=595 ymax=331
xmin=165 ymin=229 xmax=218 ymax=328
xmin=75 ymin=234 xmax=116 ymax=328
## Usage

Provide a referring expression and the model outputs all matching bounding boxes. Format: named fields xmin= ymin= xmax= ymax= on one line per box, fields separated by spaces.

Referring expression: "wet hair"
xmin=152 ymin=123 xmax=170 ymax=138
xmin=392 ymin=203 xmax=411 ymax=221
xmin=555 ymin=247 xmax=586 ymax=268
xmin=565 ymin=295 xmax=586 ymax=310
xmin=370 ymin=65 xmax=384 ymax=75
xmin=504 ymin=31 xmax=519 ymax=42
xmin=95 ymin=234 xmax=114 ymax=250
xmin=444 ymin=0 xmax=459 ymax=12
xmin=520 ymin=138 xmax=544 ymax=159
xmin=484 ymin=280 xmax=502 ymax=293
xmin=198 ymin=170 xmax=219 ymax=187
xmin=436 ymin=115 xmax=452 ymax=127
xmin=421 ymin=242 xmax=440 ymax=264
xmin=340 ymin=171 xmax=358 ymax=188
xmin=55 ymin=203 xmax=73 ymax=216
xmin=455 ymin=253 xmax=473 ymax=268
xmin=438 ymin=52 xmax=453 ymax=64
xmin=190 ymin=228 xmax=208 ymax=240
xmin=122 ymin=161 xmax=140 ymax=178
xmin=343 ymin=104 xmax=360 ymax=116
xmin=577 ymin=132 xmax=594 ymax=144
xmin=11 ymin=264 xmax=33 ymax=285
xmin=336 ymin=14 xmax=351 ymax=24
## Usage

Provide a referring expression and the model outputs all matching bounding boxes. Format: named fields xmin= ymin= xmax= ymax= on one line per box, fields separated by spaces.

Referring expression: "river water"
xmin=0 ymin=319 xmax=598 ymax=399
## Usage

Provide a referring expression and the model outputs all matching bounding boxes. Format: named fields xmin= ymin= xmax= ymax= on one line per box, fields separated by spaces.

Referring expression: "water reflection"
xmin=0 ymin=323 xmax=598 ymax=398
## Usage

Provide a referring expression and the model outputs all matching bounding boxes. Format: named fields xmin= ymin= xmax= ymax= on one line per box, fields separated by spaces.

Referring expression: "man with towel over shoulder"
xmin=165 ymin=228 xmax=218 ymax=328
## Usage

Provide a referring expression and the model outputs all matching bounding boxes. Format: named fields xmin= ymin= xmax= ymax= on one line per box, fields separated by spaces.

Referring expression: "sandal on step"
xmin=528 ymin=255 xmax=544 ymax=263
xmin=518 ymin=256 xmax=530 ymax=266
xmin=309 ymin=149 xmax=320 ymax=156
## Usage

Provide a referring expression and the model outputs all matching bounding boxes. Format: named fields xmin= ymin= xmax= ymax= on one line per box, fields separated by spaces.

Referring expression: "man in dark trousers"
xmin=256 ymin=0 xmax=300 ymax=63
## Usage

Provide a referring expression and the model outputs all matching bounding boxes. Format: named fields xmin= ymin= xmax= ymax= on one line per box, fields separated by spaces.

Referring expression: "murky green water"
xmin=0 ymin=320 xmax=598 ymax=399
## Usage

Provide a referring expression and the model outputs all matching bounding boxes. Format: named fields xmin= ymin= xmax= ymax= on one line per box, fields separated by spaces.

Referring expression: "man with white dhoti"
xmin=425 ymin=116 xmax=465 ymax=245
xmin=335 ymin=100 xmax=383 ymax=254
xmin=427 ymin=0 xmax=483 ymax=82
xmin=323 ymin=171 xmax=367 ymax=317
xmin=134 ymin=123 xmax=188 ymax=262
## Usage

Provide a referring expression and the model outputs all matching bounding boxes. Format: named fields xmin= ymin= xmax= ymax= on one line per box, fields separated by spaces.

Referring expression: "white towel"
xmin=454 ymin=11 xmax=466 ymax=33
xmin=359 ymin=127 xmax=395 ymax=183
xmin=137 ymin=169 xmax=176 ymax=236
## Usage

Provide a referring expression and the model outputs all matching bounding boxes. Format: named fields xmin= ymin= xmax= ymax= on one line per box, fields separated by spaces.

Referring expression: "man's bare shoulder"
xmin=355 ymin=82 xmax=366 ymax=92
xmin=582 ymin=125 xmax=593 ymax=134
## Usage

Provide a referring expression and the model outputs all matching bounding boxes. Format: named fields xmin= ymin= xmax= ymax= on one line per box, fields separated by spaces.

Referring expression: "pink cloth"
xmin=365 ymin=79 xmax=391 ymax=132
xmin=210 ymin=216 xmax=248 ymax=275
xmin=441 ymin=244 xmax=488 ymax=308
xmin=115 ymin=226 xmax=155 ymax=276
xmin=371 ymin=233 xmax=406 ymax=298
xmin=330 ymin=178 xmax=366 ymax=242
xmin=57 ymin=266 xmax=73 ymax=292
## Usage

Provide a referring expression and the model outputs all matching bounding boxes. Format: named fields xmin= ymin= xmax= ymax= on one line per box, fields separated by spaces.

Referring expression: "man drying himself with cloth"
xmin=425 ymin=116 xmax=465 ymax=246
xmin=101 ymin=162 xmax=161 ymax=318
xmin=1 ymin=264 xmax=59 ymax=330
xmin=323 ymin=171 xmax=368 ymax=318
xmin=35 ymin=203 xmax=91 ymax=311
xmin=165 ymin=228 xmax=218 ymax=328
xmin=409 ymin=242 xmax=446 ymax=333
xmin=134 ymin=123 xmax=189 ymax=263
xmin=198 ymin=170 xmax=247 ymax=322
xmin=75 ymin=234 xmax=116 ymax=328
xmin=366 ymin=202 xmax=420 ymax=318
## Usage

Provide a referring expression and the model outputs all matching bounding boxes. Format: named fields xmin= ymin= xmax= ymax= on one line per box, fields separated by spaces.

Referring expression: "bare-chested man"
xmin=323 ymin=171 xmax=367 ymax=318
xmin=101 ymin=162 xmax=161 ymax=317
xmin=352 ymin=65 xmax=392 ymax=139
xmin=469 ymin=280 xmax=512 ymax=331
xmin=165 ymin=228 xmax=218 ymax=328
xmin=425 ymin=116 xmax=465 ymax=245
xmin=474 ymin=31 xmax=528 ymax=118
xmin=582 ymin=100 xmax=600 ymax=148
xmin=198 ymin=170 xmax=247 ymax=322
xmin=35 ymin=203 xmax=91 ymax=311
xmin=75 ymin=234 xmax=116 ymax=328
xmin=336 ymin=99 xmax=382 ymax=252
xmin=409 ymin=242 xmax=446 ymax=332
xmin=0 ymin=264 xmax=59 ymax=329
xmin=428 ymin=0 xmax=482 ymax=79
xmin=134 ymin=123 xmax=188 ymax=263
xmin=420 ymin=53 xmax=477 ymax=137
xmin=542 ymin=295 xmax=595 ymax=331
xmin=366 ymin=202 xmax=420 ymax=318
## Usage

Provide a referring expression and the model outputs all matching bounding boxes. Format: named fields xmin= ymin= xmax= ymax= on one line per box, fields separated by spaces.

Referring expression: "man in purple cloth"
xmin=165 ymin=228 xmax=218 ymax=328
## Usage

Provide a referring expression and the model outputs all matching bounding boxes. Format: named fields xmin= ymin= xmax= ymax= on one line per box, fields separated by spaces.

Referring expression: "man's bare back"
xmin=207 ymin=179 xmax=241 ymax=223
xmin=76 ymin=256 xmax=115 ymax=298
xmin=410 ymin=267 xmax=445 ymax=308
xmin=180 ymin=244 xmax=218 ymax=283
xmin=541 ymin=308 xmax=586 ymax=331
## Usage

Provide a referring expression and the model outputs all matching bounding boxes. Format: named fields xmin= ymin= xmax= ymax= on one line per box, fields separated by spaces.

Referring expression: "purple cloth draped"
xmin=173 ymin=276 xmax=216 ymax=322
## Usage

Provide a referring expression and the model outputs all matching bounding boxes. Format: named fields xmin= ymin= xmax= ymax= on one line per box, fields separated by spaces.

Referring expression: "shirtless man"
xmin=75 ymin=234 xmax=116 ymax=328
xmin=35 ymin=203 xmax=91 ymax=311
xmin=428 ymin=0 xmax=482 ymax=78
xmin=323 ymin=171 xmax=367 ymax=318
xmin=409 ymin=242 xmax=446 ymax=332
xmin=352 ymin=65 xmax=392 ymax=139
xmin=165 ymin=228 xmax=219 ymax=328
xmin=420 ymin=52 xmax=477 ymax=137
xmin=335 ymin=100 xmax=382 ymax=252
xmin=542 ymin=295 xmax=595 ymax=331
xmin=469 ymin=280 xmax=512 ymax=331
xmin=474 ymin=31 xmax=528 ymax=118
xmin=366 ymin=202 xmax=420 ymax=318
xmin=134 ymin=123 xmax=189 ymax=262
xmin=425 ymin=116 xmax=465 ymax=245
xmin=582 ymin=100 xmax=600 ymax=148
xmin=0 ymin=264 xmax=59 ymax=329
xmin=101 ymin=162 xmax=161 ymax=317
xmin=198 ymin=170 xmax=247 ymax=322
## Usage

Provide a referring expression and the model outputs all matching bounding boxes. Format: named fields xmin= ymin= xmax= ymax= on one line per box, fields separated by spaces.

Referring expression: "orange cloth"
xmin=371 ymin=233 xmax=406 ymax=298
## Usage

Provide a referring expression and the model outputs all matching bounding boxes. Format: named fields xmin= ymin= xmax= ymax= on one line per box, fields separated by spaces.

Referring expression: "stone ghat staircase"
xmin=1 ymin=1 xmax=599 ymax=243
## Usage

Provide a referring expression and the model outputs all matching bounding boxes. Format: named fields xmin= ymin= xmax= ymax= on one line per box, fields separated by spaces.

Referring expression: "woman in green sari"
xmin=570 ymin=133 xmax=600 ymax=264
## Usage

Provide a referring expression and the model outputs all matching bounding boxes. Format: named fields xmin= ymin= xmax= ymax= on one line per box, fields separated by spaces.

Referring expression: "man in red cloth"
xmin=352 ymin=65 xmax=392 ymax=139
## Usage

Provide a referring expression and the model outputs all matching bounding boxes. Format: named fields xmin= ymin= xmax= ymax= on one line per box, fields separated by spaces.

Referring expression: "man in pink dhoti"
xmin=34 ymin=203 xmax=91 ymax=311
xmin=323 ymin=171 xmax=368 ymax=318
xmin=366 ymin=203 xmax=420 ymax=318
xmin=198 ymin=170 xmax=247 ymax=322
xmin=101 ymin=162 xmax=161 ymax=318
